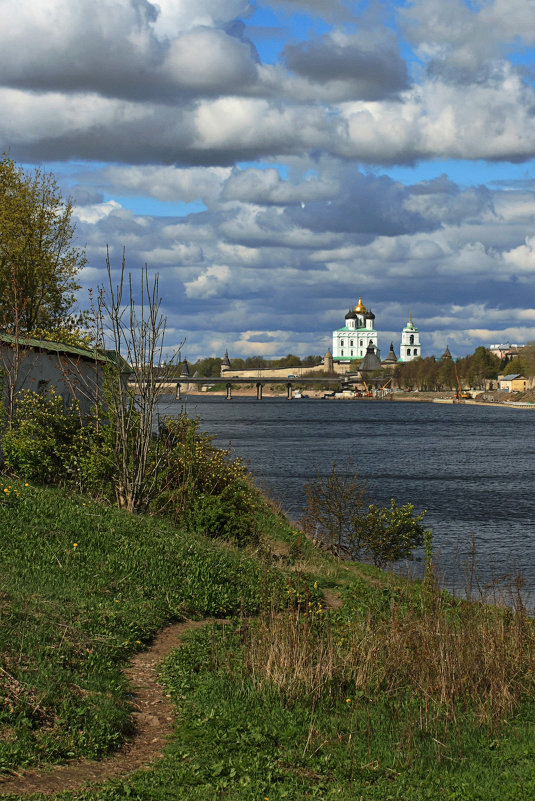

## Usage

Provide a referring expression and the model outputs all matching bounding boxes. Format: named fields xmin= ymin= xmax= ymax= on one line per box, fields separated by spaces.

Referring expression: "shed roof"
xmin=502 ymin=373 xmax=525 ymax=381
xmin=0 ymin=333 xmax=124 ymax=367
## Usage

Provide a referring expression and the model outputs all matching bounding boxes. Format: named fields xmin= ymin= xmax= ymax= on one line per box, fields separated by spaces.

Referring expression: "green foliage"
xmin=185 ymin=480 xmax=259 ymax=546
xmin=302 ymin=465 xmax=426 ymax=566
xmin=502 ymin=344 xmax=535 ymax=378
xmin=188 ymin=356 xmax=223 ymax=377
xmin=460 ymin=346 xmax=501 ymax=388
xmin=188 ymin=354 xmax=323 ymax=375
xmin=395 ymin=346 xmax=501 ymax=391
xmin=2 ymin=390 xmax=113 ymax=495
xmin=0 ymin=154 xmax=86 ymax=332
xmin=2 ymin=395 xmax=260 ymax=546
xmin=29 ymin=322 xmax=93 ymax=348
xmin=0 ymin=483 xmax=283 ymax=772
xmin=356 ymin=499 xmax=428 ymax=567
xmin=153 ymin=413 xmax=258 ymax=544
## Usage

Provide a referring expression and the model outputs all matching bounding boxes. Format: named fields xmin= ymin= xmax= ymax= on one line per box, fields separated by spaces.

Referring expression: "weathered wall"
xmin=220 ymin=360 xmax=350 ymax=379
xmin=0 ymin=345 xmax=105 ymax=415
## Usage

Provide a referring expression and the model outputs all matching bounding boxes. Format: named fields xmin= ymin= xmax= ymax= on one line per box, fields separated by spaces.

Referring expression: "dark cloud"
xmin=221 ymin=166 xmax=335 ymax=204
xmin=282 ymin=31 xmax=410 ymax=100
xmin=284 ymin=171 xmax=437 ymax=237
xmin=405 ymin=176 xmax=496 ymax=225
xmin=224 ymin=18 xmax=261 ymax=63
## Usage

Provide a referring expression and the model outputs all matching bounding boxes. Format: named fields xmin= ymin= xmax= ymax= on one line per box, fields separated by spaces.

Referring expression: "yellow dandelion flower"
xmin=73 ymin=543 xmax=78 ymax=548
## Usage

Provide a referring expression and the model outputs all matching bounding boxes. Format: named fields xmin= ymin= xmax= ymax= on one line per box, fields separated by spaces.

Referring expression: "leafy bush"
xmin=185 ymin=480 xmax=259 ymax=546
xmin=3 ymin=400 xmax=259 ymax=546
xmin=151 ymin=413 xmax=259 ymax=546
xmin=302 ymin=464 xmax=427 ymax=566
xmin=2 ymin=390 xmax=113 ymax=496
xmin=156 ymin=414 xmax=248 ymax=499
xmin=356 ymin=499 xmax=428 ymax=567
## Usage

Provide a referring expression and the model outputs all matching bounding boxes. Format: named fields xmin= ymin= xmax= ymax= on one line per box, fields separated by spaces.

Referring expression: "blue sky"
xmin=3 ymin=0 xmax=535 ymax=360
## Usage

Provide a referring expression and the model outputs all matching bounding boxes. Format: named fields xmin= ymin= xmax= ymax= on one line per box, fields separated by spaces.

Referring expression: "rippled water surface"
xmin=157 ymin=396 xmax=535 ymax=594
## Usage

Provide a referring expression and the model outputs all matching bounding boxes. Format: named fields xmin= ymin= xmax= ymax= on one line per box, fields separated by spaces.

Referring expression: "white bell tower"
xmin=399 ymin=312 xmax=421 ymax=362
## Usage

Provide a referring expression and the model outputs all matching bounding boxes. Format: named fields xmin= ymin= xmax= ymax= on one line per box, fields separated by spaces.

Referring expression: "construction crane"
xmin=454 ymin=363 xmax=471 ymax=400
xmin=361 ymin=378 xmax=373 ymax=397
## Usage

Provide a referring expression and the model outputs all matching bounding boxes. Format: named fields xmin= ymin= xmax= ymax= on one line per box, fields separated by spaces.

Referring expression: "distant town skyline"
xmin=2 ymin=0 xmax=535 ymax=360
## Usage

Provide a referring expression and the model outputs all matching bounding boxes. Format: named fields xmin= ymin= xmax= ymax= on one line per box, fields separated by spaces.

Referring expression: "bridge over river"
xmin=132 ymin=375 xmax=356 ymax=400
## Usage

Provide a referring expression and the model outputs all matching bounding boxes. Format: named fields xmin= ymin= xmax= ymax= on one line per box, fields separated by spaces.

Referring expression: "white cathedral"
xmin=332 ymin=297 xmax=421 ymax=364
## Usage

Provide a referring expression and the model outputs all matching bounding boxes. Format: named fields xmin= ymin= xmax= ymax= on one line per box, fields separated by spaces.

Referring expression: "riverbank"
xmin=184 ymin=386 xmax=535 ymax=407
xmin=1 ymin=481 xmax=535 ymax=800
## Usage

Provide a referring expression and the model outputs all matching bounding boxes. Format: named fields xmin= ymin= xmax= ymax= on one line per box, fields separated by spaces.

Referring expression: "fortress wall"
xmin=220 ymin=360 xmax=351 ymax=379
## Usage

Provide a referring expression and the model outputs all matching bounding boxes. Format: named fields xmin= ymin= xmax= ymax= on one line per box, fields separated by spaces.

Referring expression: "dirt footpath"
xmin=0 ymin=619 xmax=220 ymax=797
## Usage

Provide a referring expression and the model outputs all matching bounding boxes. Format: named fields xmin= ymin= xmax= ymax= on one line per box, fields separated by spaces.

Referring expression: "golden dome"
xmin=354 ymin=297 xmax=366 ymax=313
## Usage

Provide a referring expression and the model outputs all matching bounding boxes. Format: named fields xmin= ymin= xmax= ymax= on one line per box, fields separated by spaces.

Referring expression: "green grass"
xmin=42 ymin=622 xmax=535 ymax=801
xmin=0 ymin=480 xmax=285 ymax=772
xmin=1 ymin=481 xmax=535 ymax=800
xmin=153 ymin=623 xmax=535 ymax=801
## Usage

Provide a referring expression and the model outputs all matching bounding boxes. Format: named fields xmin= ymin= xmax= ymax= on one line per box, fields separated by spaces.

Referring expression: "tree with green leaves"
xmin=501 ymin=344 xmax=535 ymax=378
xmin=0 ymin=155 xmax=86 ymax=333
xmin=302 ymin=464 xmax=428 ymax=566
xmin=356 ymin=499 xmax=428 ymax=568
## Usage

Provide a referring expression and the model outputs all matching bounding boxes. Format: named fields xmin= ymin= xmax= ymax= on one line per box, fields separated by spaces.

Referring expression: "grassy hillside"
xmin=1 ymin=481 xmax=534 ymax=800
xmin=0 ymin=480 xmax=288 ymax=773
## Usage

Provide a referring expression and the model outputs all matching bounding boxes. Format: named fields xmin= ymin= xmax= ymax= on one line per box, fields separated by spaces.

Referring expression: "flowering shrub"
xmin=2 ymin=390 xmax=113 ymax=495
xmin=356 ymin=499 xmax=428 ymax=567
xmin=3 ymin=402 xmax=260 ymax=546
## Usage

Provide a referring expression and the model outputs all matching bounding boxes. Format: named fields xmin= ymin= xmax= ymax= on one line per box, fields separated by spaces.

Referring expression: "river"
xmin=156 ymin=396 xmax=535 ymax=601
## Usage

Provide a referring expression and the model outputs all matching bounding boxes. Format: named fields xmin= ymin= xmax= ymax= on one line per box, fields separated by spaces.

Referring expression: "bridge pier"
xmin=287 ymin=382 xmax=293 ymax=400
xmin=175 ymin=382 xmax=181 ymax=400
xmin=226 ymin=382 xmax=232 ymax=400
xmin=256 ymin=382 xmax=263 ymax=400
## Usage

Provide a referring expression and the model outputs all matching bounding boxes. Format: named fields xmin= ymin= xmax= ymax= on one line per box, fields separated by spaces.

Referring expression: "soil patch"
xmin=0 ymin=619 xmax=222 ymax=798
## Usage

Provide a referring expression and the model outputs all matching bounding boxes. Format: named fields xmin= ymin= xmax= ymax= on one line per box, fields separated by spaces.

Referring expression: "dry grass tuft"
xmin=244 ymin=588 xmax=535 ymax=727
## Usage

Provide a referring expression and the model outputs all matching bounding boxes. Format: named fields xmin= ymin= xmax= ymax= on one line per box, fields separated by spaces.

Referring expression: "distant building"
xmin=332 ymin=298 xmax=421 ymax=365
xmin=382 ymin=343 xmax=398 ymax=366
xmin=399 ymin=312 xmax=421 ymax=363
xmin=489 ymin=343 xmax=524 ymax=361
xmin=499 ymin=373 xmax=528 ymax=392
xmin=332 ymin=298 xmax=378 ymax=362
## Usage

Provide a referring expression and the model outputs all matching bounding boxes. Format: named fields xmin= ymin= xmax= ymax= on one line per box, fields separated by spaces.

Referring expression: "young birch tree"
xmin=98 ymin=249 xmax=180 ymax=512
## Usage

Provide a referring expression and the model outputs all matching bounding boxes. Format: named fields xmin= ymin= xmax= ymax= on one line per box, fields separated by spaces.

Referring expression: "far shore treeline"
xmin=174 ymin=344 xmax=533 ymax=393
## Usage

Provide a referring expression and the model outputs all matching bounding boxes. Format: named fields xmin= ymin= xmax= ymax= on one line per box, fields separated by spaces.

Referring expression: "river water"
xmin=156 ymin=396 xmax=535 ymax=599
